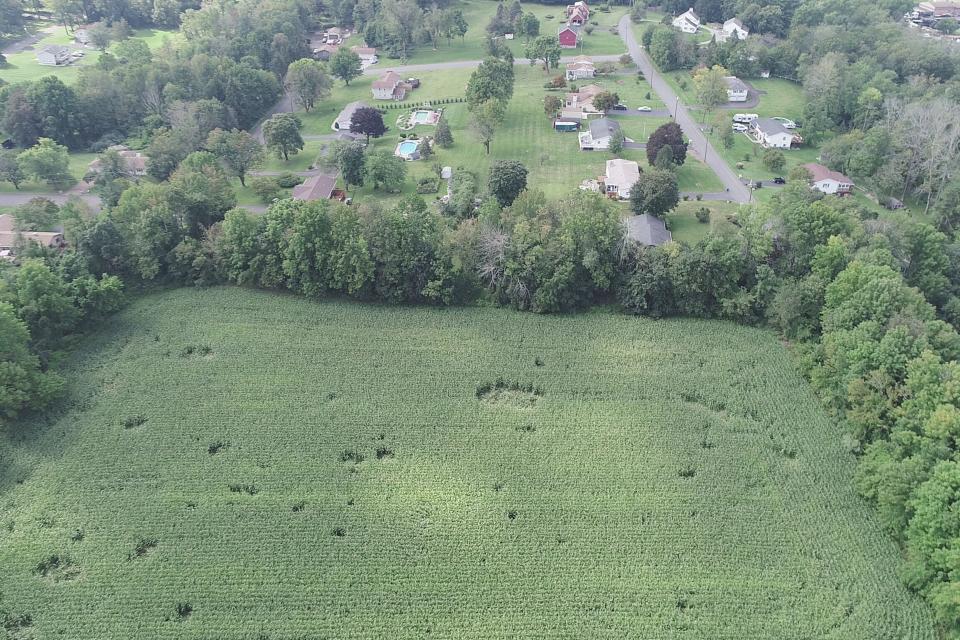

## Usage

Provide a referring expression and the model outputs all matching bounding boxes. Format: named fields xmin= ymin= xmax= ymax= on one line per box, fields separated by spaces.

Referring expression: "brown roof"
xmin=292 ymin=174 xmax=337 ymax=201
xmin=802 ymin=163 xmax=853 ymax=184
xmin=0 ymin=230 xmax=65 ymax=250
xmin=372 ymin=71 xmax=402 ymax=89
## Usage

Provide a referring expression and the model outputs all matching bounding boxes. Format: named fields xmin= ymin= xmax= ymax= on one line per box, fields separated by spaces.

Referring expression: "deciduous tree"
xmin=263 ymin=113 xmax=305 ymax=161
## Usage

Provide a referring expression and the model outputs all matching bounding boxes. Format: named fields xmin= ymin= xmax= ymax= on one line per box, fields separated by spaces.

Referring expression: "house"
xmin=672 ymin=8 xmax=700 ymax=33
xmin=918 ymin=0 xmax=960 ymax=16
xmin=604 ymin=159 xmax=641 ymax=199
xmin=87 ymin=149 xmax=148 ymax=177
xmin=313 ymin=44 xmax=338 ymax=60
xmin=36 ymin=44 xmax=72 ymax=66
xmin=750 ymin=118 xmax=794 ymax=148
xmin=0 ymin=214 xmax=67 ymax=257
xmin=292 ymin=174 xmax=337 ymax=201
xmin=565 ymin=55 xmax=595 ymax=80
xmin=578 ymin=118 xmax=621 ymax=150
xmin=74 ymin=23 xmax=97 ymax=46
xmin=558 ymin=25 xmax=581 ymax=48
xmin=351 ymin=46 xmax=378 ymax=67
xmin=625 ymin=214 xmax=672 ymax=246
xmin=564 ymin=84 xmax=605 ymax=117
xmin=716 ymin=18 xmax=749 ymax=41
xmin=566 ymin=1 xmax=590 ymax=24
xmin=725 ymin=76 xmax=749 ymax=102
xmin=332 ymin=101 xmax=370 ymax=131
xmin=371 ymin=71 xmax=412 ymax=100
xmin=802 ymin=163 xmax=854 ymax=195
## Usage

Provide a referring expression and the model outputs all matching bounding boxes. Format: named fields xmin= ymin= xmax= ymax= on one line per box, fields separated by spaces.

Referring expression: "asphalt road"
xmin=617 ymin=15 xmax=751 ymax=203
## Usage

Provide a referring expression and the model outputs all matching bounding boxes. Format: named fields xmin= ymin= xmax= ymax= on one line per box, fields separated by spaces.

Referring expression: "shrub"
xmin=276 ymin=172 xmax=304 ymax=188
xmin=249 ymin=176 xmax=282 ymax=202
xmin=695 ymin=207 xmax=710 ymax=223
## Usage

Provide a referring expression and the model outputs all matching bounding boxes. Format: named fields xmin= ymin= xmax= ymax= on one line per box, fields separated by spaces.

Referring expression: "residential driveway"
xmin=617 ymin=15 xmax=751 ymax=203
xmin=623 ymin=141 xmax=646 ymax=149
xmin=1 ymin=25 xmax=58 ymax=55
xmin=715 ymin=85 xmax=761 ymax=110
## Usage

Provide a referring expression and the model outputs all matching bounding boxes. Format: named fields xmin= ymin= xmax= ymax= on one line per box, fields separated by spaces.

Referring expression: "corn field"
xmin=0 ymin=287 xmax=937 ymax=638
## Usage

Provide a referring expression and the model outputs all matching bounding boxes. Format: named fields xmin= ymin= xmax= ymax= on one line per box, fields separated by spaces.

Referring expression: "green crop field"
xmin=0 ymin=287 xmax=937 ymax=639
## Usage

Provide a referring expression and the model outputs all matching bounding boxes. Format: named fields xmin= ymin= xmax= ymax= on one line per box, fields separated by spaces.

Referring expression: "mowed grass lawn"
xmin=0 ymin=287 xmax=938 ymax=638
xmin=0 ymin=152 xmax=97 ymax=194
xmin=1 ymin=26 xmax=180 ymax=85
xmin=300 ymin=66 xmax=722 ymax=203
xmin=387 ymin=0 xmax=627 ymax=66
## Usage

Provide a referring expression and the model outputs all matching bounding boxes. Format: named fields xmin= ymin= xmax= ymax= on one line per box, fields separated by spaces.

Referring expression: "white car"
xmin=732 ymin=113 xmax=758 ymax=123
xmin=636 ymin=106 xmax=652 ymax=112
xmin=732 ymin=123 xmax=748 ymax=132
xmin=772 ymin=116 xmax=797 ymax=129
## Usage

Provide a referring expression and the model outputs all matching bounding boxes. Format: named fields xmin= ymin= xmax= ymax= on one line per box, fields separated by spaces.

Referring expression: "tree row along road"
xmin=617 ymin=15 xmax=751 ymax=203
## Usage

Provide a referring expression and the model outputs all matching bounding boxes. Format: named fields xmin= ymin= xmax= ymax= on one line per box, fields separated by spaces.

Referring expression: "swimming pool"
xmin=411 ymin=109 xmax=440 ymax=125
xmin=394 ymin=139 xmax=421 ymax=160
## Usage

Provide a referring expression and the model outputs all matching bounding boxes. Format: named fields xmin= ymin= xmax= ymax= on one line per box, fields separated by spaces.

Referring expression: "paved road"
xmin=361 ymin=54 xmax=622 ymax=77
xmin=0 ymin=192 xmax=101 ymax=209
xmin=617 ymin=15 xmax=751 ymax=203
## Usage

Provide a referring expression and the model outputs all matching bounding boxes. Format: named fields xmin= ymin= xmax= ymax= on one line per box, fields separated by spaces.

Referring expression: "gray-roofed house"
xmin=292 ymin=174 xmax=337 ymax=201
xmin=36 ymin=45 xmax=72 ymax=66
xmin=725 ymin=76 xmax=749 ymax=102
xmin=332 ymin=101 xmax=370 ymax=131
xmin=578 ymin=118 xmax=621 ymax=150
xmin=750 ymin=117 xmax=794 ymax=148
xmin=625 ymin=214 xmax=672 ymax=247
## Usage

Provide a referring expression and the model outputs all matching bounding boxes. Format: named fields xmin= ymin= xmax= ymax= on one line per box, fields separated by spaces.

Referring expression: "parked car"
xmin=636 ymin=106 xmax=652 ymax=112
xmin=732 ymin=123 xmax=748 ymax=132
xmin=612 ymin=104 xmax=628 ymax=110
xmin=733 ymin=113 xmax=759 ymax=123
xmin=750 ymin=180 xmax=763 ymax=189
xmin=773 ymin=176 xmax=786 ymax=184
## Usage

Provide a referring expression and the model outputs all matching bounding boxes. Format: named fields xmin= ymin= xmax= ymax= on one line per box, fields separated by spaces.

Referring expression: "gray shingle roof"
xmin=588 ymin=117 xmax=620 ymax=139
xmin=753 ymin=117 xmax=789 ymax=136
xmin=625 ymin=214 xmax=672 ymax=246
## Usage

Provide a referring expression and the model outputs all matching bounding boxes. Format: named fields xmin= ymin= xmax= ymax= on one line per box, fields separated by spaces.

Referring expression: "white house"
xmin=750 ymin=118 xmax=794 ymax=148
xmin=579 ymin=118 xmax=621 ymax=150
xmin=672 ymin=8 xmax=700 ymax=33
xmin=565 ymin=55 xmax=596 ymax=81
xmin=332 ymin=101 xmax=370 ymax=131
xmin=36 ymin=44 xmax=72 ymax=66
xmin=725 ymin=76 xmax=749 ymax=102
xmin=802 ymin=163 xmax=854 ymax=195
xmin=604 ymin=159 xmax=640 ymax=199
xmin=715 ymin=18 xmax=749 ymax=41
xmin=87 ymin=148 xmax=148 ymax=177
xmin=371 ymin=71 xmax=411 ymax=100
xmin=564 ymin=84 xmax=605 ymax=118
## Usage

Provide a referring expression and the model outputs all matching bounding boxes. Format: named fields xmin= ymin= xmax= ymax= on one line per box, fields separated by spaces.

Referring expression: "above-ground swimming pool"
xmin=394 ymin=139 xmax=421 ymax=160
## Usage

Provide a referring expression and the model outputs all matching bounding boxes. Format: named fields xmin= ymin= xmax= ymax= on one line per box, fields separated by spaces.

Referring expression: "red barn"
xmin=558 ymin=25 xmax=580 ymax=48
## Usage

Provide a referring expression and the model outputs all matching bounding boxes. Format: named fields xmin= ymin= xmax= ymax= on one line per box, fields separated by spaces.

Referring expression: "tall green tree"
xmin=487 ymin=160 xmax=528 ymax=207
xmin=365 ymin=152 xmax=407 ymax=192
xmin=263 ymin=113 xmax=304 ymax=161
xmin=470 ymin=99 xmax=505 ymax=155
xmin=525 ymin=35 xmax=561 ymax=72
xmin=629 ymin=168 xmax=679 ymax=218
xmin=206 ymin=128 xmax=264 ymax=186
xmin=329 ymin=48 xmax=363 ymax=85
xmin=333 ymin=141 xmax=366 ymax=190
xmin=285 ymin=58 xmax=332 ymax=112
xmin=0 ymin=302 xmax=61 ymax=421
xmin=18 ymin=138 xmax=71 ymax=186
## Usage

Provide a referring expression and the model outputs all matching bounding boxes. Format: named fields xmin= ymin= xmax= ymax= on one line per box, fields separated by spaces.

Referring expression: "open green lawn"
xmin=375 ymin=0 xmax=627 ymax=66
xmin=1 ymin=26 xmax=179 ymax=85
xmin=259 ymin=140 xmax=325 ymax=173
xmin=301 ymin=66 xmax=721 ymax=204
xmin=0 ymin=152 xmax=95 ymax=194
xmin=0 ymin=287 xmax=938 ymax=638
xmin=668 ymin=199 xmax=744 ymax=244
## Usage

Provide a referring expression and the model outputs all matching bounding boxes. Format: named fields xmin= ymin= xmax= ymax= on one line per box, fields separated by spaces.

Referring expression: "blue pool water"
xmin=398 ymin=141 xmax=419 ymax=154
xmin=412 ymin=110 xmax=433 ymax=123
